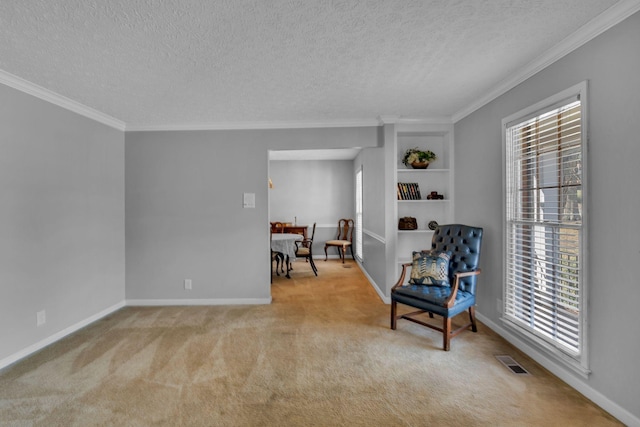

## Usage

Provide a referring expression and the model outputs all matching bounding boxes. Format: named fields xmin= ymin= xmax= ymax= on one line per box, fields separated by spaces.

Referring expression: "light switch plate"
xmin=243 ymin=192 xmax=255 ymax=208
xmin=37 ymin=310 xmax=46 ymax=326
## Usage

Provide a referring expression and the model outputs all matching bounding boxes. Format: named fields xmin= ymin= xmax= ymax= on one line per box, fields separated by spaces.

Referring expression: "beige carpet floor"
xmin=0 ymin=259 xmax=622 ymax=426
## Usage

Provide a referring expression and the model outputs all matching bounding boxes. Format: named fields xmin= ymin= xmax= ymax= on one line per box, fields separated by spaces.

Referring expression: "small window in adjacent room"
xmin=502 ymin=81 xmax=589 ymax=377
xmin=355 ymin=167 xmax=363 ymax=261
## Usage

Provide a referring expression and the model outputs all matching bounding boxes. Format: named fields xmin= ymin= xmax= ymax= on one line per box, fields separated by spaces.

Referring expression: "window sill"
xmin=500 ymin=317 xmax=590 ymax=379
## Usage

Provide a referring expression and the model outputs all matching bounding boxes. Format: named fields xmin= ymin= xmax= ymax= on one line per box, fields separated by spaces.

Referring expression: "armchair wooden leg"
xmin=309 ymin=256 xmax=318 ymax=276
xmin=469 ymin=306 xmax=478 ymax=332
xmin=341 ymin=246 xmax=346 ymax=263
xmin=443 ymin=317 xmax=452 ymax=351
xmin=391 ymin=300 xmax=397 ymax=330
xmin=324 ymin=245 xmax=328 ymax=261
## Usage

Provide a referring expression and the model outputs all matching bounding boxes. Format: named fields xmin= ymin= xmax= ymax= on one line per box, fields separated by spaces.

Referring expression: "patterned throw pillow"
xmin=408 ymin=250 xmax=451 ymax=287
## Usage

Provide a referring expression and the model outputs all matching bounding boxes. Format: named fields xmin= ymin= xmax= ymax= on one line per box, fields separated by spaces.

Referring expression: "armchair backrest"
xmin=431 ymin=224 xmax=483 ymax=294
xmin=336 ymin=218 xmax=354 ymax=241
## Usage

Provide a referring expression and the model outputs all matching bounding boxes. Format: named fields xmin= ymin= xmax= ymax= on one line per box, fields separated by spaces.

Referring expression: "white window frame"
xmin=501 ymin=81 xmax=590 ymax=377
xmin=355 ymin=166 xmax=363 ymax=261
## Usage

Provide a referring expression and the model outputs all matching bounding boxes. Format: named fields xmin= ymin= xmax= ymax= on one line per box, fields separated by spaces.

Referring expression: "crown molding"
xmin=125 ymin=118 xmax=381 ymax=132
xmin=397 ymin=116 xmax=452 ymax=125
xmin=0 ymin=70 xmax=126 ymax=131
xmin=451 ymin=0 xmax=640 ymax=123
xmin=377 ymin=115 xmax=400 ymax=125
xmin=4 ymin=0 xmax=637 ymax=132
xmin=377 ymin=115 xmax=451 ymax=125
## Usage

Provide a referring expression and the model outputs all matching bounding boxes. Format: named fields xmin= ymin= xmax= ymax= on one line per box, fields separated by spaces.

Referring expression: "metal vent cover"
xmin=495 ymin=355 xmax=530 ymax=375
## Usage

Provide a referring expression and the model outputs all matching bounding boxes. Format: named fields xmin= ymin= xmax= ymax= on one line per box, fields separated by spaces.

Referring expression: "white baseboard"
xmin=476 ymin=312 xmax=640 ymax=427
xmin=311 ymin=255 xmax=357 ymax=262
xmin=356 ymin=260 xmax=390 ymax=304
xmin=126 ymin=297 xmax=272 ymax=306
xmin=312 ymin=254 xmax=341 ymax=259
xmin=0 ymin=300 xmax=126 ymax=371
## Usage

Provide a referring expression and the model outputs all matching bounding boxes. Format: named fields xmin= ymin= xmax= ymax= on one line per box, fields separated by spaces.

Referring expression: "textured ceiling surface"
xmin=0 ymin=0 xmax=623 ymax=128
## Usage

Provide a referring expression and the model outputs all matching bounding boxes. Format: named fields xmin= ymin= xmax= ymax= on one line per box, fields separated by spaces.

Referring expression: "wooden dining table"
xmin=271 ymin=233 xmax=303 ymax=278
xmin=270 ymin=223 xmax=308 ymax=239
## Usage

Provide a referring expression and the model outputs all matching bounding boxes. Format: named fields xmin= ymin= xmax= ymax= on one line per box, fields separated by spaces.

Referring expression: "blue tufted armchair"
xmin=391 ymin=224 xmax=483 ymax=351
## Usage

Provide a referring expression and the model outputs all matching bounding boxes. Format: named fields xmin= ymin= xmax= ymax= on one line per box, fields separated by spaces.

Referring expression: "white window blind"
xmin=355 ymin=167 xmax=363 ymax=261
xmin=504 ymin=86 xmax=587 ymax=372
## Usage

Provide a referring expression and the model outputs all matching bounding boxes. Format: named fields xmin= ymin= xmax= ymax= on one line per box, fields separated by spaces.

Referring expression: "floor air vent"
xmin=495 ymin=355 xmax=530 ymax=375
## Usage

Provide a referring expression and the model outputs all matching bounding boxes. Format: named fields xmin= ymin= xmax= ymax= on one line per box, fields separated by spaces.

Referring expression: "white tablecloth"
xmin=271 ymin=233 xmax=303 ymax=261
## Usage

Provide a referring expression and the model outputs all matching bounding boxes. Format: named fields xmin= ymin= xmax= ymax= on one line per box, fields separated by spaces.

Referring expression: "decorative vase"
xmin=410 ymin=161 xmax=430 ymax=169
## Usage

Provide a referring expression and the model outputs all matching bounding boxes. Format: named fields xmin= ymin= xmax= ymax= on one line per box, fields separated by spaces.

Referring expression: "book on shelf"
xmin=398 ymin=183 xmax=408 ymax=200
xmin=397 ymin=182 xmax=422 ymax=200
xmin=409 ymin=183 xmax=418 ymax=199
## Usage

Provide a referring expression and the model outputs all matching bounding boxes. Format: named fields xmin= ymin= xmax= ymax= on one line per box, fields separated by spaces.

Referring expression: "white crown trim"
xmin=451 ymin=0 xmax=640 ymax=123
xmin=0 ymin=70 xmax=126 ymax=131
xmin=3 ymin=0 xmax=637 ymax=132
xmin=377 ymin=115 xmax=451 ymax=125
xmin=397 ymin=116 xmax=452 ymax=125
xmin=125 ymin=119 xmax=380 ymax=132
xmin=377 ymin=115 xmax=400 ymax=124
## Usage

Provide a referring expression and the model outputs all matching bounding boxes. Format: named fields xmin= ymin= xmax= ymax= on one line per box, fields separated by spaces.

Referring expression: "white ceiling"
xmin=1 ymin=0 xmax=637 ymax=132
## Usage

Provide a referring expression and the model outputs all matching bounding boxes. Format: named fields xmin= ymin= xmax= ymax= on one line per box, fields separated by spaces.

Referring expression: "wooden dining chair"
xmin=271 ymin=222 xmax=285 ymax=233
xmin=294 ymin=223 xmax=317 ymax=275
xmin=324 ymin=219 xmax=354 ymax=263
xmin=270 ymin=225 xmax=285 ymax=279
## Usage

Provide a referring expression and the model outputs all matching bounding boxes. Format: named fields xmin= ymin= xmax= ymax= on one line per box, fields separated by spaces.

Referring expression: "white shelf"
xmin=397 ymin=168 xmax=449 ymax=173
xmin=398 ymin=229 xmax=434 ymax=234
xmin=397 ymin=200 xmax=449 ymax=203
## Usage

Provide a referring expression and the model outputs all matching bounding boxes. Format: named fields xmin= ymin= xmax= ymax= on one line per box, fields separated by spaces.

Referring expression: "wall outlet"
xmin=37 ymin=310 xmax=46 ymax=326
xmin=184 ymin=279 xmax=192 ymax=290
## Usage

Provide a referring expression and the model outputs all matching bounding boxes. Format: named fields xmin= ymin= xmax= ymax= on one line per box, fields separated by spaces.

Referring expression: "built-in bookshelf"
xmin=395 ymin=124 xmax=454 ymax=264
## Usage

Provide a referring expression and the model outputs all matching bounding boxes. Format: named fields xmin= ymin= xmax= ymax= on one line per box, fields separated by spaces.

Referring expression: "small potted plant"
xmin=402 ymin=147 xmax=437 ymax=169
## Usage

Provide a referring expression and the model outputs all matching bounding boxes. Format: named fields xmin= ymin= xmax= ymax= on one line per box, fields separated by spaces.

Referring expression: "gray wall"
xmin=355 ymin=145 xmax=388 ymax=297
xmin=125 ymin=127 xmax=378 ymax=302
xmin=0 ymin=84 xmax=125 ymax=364
xmin=269 ymin=158 xmax=355 ymax=258
xmin=454 ymin=11 xmax=640 ymax=423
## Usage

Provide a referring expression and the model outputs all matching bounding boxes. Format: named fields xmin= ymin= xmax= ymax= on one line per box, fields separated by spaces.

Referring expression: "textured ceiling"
xmin=0 ymin=0 xmax=630 ymax=129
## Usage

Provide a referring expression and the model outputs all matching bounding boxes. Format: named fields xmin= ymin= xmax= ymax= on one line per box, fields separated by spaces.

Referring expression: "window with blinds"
xmin=503 ymin=82 xmax=588 ymax=374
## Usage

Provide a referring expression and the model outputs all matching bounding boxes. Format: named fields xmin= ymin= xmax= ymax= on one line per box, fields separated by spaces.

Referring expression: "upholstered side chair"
xmin=390 ymin=224 xmax=483 ymax=351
